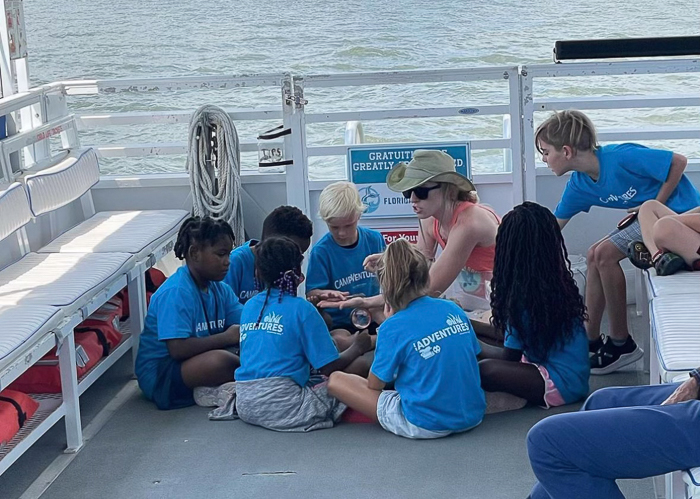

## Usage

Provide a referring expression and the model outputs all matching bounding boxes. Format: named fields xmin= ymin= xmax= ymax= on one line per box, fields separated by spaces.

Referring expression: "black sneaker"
xmin=588 ymin=335 xmax=605 ymax=355
xmin=655 ymin=252 xmax=688 ymax=276
xmin=590 ymin=336 xmax=644 ymax=375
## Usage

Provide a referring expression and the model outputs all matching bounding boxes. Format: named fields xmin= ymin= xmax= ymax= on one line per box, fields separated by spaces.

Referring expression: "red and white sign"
xmin=378 ymin=228 xmax=419 ymax=245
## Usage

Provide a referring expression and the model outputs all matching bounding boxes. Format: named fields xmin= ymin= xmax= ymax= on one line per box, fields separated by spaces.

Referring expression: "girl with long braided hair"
xmin=234 ymin=237 xmax=372 ymax=432
xmin=478 ymin=202 xmax=589 ymax=409
xmin=135 ymin=216 xmax=243 ymax=410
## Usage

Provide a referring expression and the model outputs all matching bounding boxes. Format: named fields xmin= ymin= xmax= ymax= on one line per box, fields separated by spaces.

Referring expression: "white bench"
xmin=0 ymin=145 xmax=187 ymax=474
xmin=24 ymin=147 xmax=188 ymax=362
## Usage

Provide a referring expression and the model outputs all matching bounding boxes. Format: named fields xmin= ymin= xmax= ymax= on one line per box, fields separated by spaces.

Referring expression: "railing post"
xmin=282 ymin=74 xmax=311 ymax=215
xmin=520 ymin=66 xmax=538 ymax=201
xmin=507 ymin=68 xmax=524 ymax=205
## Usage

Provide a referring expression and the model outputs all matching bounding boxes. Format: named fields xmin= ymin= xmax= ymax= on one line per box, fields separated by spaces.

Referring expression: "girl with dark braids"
xmin=478 ymin=202 xmax=589 ymax=410
xmin=234 ymin=237 xmax=372 ymax=432
xmin=135 ymin=216 xmax=243 ymax=410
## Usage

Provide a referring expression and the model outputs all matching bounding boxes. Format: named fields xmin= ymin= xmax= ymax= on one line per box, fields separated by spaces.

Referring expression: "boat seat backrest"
xmin=24 ymin=148 xmax=100 ymax=217
xmin=0 ymin=183 xmax=32 ymax=242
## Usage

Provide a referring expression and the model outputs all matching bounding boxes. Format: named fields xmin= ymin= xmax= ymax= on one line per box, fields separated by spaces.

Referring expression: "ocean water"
xmin=23 ymin=0 xmax=700 ymax=178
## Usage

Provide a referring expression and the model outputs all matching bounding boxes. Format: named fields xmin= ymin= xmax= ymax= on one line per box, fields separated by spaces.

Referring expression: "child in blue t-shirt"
xmin=306 ymin=181 xmax=386 ymax=344
xmin=328 ymin=238 xmax=485 ymax=439
xmin=135 ymin=216 xmax=244 ymax=410
xmin=536 ymin=110 xmax=700 ymax=375
xmin=224 ymin=205 xmax=313 ymax=305
xmin=234 ymin=237 xmax=373 ymax=432
xmin=477 ymin=202 xmax=589 ymax=410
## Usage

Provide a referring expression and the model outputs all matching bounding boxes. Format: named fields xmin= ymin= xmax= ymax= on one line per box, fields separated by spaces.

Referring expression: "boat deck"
xmin=1 ymin=305 xmax=656 ymax=499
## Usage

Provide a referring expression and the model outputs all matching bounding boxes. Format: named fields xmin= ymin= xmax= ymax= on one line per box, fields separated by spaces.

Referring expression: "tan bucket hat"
xmin=386 ymin=149 xmax=475 ymax=193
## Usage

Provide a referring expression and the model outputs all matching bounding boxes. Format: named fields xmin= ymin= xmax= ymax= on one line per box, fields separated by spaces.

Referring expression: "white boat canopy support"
xmin=185 ymin=105 xmax=245 ymax=246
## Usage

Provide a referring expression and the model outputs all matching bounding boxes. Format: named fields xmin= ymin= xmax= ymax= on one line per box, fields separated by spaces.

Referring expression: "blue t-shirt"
xmin=235 ymin=289 xmax=340 ymax=387
xmin=371 ymin=296 xmax=486 ymax=432
xmin=306 ymin=226 xmax=386 ymax=326
xmin=504 ymin=321 xmax=589 ymax=404
xmin=135 ymin=266 xmax=244 ymax=399
xmin=554 ymin=143 xmax=700 ymax=220
xmin=223 ymin=240 xmax=259 ymax=305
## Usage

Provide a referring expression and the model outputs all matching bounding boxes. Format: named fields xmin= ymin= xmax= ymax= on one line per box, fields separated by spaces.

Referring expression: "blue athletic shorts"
xmin=151 ymin=357 xmax=195 ymax=410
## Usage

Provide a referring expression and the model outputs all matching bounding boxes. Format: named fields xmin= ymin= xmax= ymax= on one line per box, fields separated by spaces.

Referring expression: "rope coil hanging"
xmin=185 ymin=104 xmax=245 ymax=246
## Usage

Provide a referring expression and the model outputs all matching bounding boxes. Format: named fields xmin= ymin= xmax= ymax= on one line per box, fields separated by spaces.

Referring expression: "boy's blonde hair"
xmin=318 ymin=181 xmax=366 ymax=221
xmin=535 ymin=110 xmax=598 ymax=155
xmin=377 ymin=238 xmax=430 ymax=312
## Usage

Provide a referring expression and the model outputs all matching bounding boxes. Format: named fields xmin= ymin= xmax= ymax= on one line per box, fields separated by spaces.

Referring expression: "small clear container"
xmin=350 ymin=308 xmax=372 ymax=330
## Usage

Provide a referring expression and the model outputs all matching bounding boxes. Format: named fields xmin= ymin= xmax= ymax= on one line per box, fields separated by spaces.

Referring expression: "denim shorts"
xmin=376 ymin=391 xmax=477 ymax=439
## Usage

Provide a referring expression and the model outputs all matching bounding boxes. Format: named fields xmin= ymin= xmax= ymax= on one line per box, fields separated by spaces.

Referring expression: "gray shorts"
xmin=607 ymin=218 xmax=643 ymax=254
xmin=376 ymin=391 xmax=479 ymax=439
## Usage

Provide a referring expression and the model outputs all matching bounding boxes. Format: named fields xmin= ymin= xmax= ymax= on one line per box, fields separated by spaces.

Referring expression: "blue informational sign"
xmin=347 ymin=142 xmax=471 ymax=218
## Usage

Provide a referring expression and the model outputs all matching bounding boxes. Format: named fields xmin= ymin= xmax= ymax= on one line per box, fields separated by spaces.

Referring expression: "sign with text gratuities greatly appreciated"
xmin=347 ymin=142 xmax=471 ymax=219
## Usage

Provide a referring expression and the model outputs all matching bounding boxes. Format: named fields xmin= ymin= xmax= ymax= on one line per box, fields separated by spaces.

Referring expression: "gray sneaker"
xmin=193 ymin=381 xmax=236 ymax=407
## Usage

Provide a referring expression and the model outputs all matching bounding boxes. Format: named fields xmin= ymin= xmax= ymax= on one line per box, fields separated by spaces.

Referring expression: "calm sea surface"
xmin=24 ymin=0 xmax=700 ymax=177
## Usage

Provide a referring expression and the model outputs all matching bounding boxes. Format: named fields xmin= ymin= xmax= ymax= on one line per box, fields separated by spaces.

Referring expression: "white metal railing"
xmin=520 ymin=58 xmax=700 ymax=200
xmin=1 ymin=59 xmax=699 ymax=211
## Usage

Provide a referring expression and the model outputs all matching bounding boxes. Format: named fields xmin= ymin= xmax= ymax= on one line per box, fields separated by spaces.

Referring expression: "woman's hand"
xmin=317 ymin=295 xmax=367 ymax=310
xmin=307 ymin=290 xmax=349 ymax=305
xmin=661 ymin=378 xmax=699 ymax=405
xmin=363 ymin=253 xmax=383 ymax=273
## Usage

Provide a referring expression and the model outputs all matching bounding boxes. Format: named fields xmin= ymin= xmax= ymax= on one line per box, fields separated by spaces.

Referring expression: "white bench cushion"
xmin=651 ymin=295 xmax=700 ymax=376
xmin=38 ymin=210 xmax=188 ymax=260
xmin=0 ymin=182 xmax=32 ymax=241
xmin=24 ymin=148 xmax=99 ymax=217
xmin=0 ymin=252 xmax=131 ymax=313
xmin=0 ymin=305 xmax=62 ymax=362
xmin=645 ymin=268 xmax=700 ymax=298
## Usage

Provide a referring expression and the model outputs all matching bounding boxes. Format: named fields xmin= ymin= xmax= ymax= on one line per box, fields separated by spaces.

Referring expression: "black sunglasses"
xmin=402 ymin=184 xmax=441 ymax=200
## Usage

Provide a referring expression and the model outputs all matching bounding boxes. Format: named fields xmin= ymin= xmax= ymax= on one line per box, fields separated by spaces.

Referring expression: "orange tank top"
xmin=432 ymin=202 xmax=500 ymax=273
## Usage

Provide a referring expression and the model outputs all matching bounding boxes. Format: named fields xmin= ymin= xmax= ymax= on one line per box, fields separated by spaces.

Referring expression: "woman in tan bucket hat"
xmin=321 ymin=149 xmax=500 ymax=314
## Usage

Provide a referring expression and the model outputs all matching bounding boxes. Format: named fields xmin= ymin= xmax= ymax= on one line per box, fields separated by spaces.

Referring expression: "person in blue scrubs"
xmin=224 ymin=205 xmax=313 ymax=305
xmin=328 ymin=238 xmax=485 ymax=439
xmin=135 ymin=216 xmax=243 ymax=410
xmin=527 ymin=374 xmax=700 ymax=499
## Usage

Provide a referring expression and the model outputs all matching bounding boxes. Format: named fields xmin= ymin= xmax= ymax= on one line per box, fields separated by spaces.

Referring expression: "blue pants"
xmin=528 ymin=383 xmax=700 ymax=499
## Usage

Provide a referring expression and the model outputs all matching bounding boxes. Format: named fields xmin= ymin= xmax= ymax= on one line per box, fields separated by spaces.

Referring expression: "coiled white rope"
xmin=185 ymin=104 xmax=245 ymax=246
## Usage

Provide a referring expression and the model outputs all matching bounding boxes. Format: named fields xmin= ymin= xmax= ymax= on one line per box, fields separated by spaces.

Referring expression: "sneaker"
xmin=590 ymin=337 xmax=644 ymax=375
xmin=627 ymin=241 xmax=653 ymax=270
xmin=193 ymin=381 xmax=236 ymax=407
xmin=588 ymin=335 xmax=605 ymax=355
xmin=654 ymin=252 xmax=688 ymax=276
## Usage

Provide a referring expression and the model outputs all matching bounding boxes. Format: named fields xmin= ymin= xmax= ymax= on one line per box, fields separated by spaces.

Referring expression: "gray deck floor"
xmin=1 ymin=306 xmax=657 ymax=499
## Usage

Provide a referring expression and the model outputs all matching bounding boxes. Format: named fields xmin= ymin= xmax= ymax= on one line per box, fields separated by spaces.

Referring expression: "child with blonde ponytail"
xmin=328 ymin=238 xmax=485 ymax=439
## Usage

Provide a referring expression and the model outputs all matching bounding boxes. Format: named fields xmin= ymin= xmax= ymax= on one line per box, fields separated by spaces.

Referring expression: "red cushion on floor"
xmin=341 ymin=408 xmax=375 ymax=424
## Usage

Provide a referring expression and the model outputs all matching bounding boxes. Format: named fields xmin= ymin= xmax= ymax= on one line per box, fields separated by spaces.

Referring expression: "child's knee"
xmin=478 ymin=358 xmax=499 ymax=387
xmin=640 ymin=199 xmax=662 ymax=217
xmin=652 ymin=217 xmax=679 ymax=247
xmin=210 ymin=349 xmax=240 ymax=373
xmin=327 ymin=371 xmax=344 ymax=394
xmin=594 ymin=240 xmax=623 ymax=266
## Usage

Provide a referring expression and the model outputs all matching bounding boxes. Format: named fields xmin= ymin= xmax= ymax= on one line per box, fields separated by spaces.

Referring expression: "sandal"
xmin=654 ymin=252 xmax=688 ymax=276
xmin=627 ymin=241 xmax=653 ymax=270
